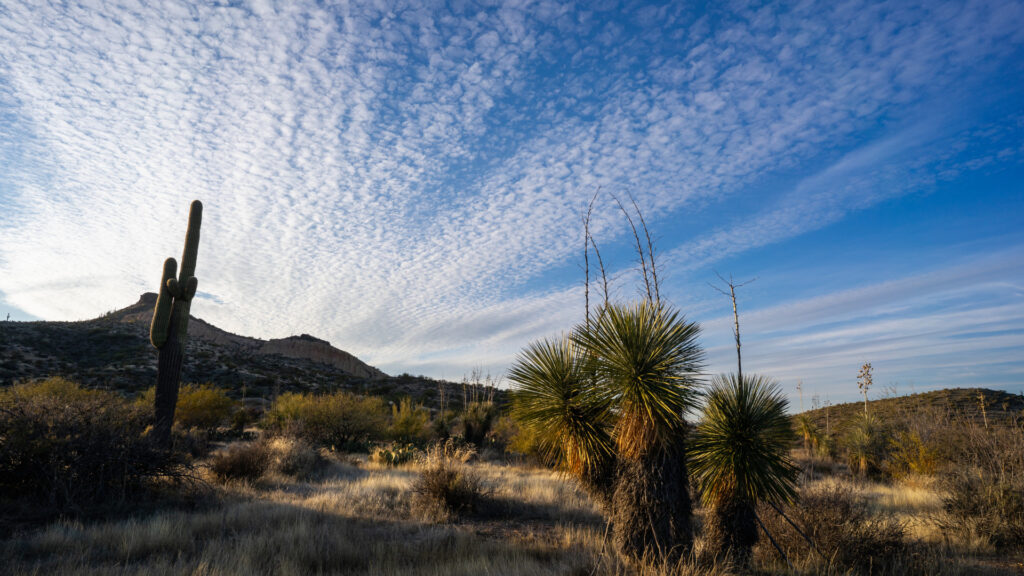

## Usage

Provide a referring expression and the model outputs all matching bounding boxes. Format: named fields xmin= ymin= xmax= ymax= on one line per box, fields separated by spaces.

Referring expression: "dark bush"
xmin=0 ymin=378 xmax=187 ymax=516
xmin=208 ymin=440 xmax=271 ymax=482
xmin=757 ymin=484 xmax=906 ymax=572
xmin=458 ymin=401 xmax=498 ymax=446
xmin=938 ymin=471 xmax=1024 ymax=551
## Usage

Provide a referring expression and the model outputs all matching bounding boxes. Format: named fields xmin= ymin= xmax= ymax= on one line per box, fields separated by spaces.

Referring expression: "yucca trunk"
xmin=578 ymin=453 xmax=617 ymax=514
xmin=611 ymin=438 xmax=692 ymax=564
xmin=706 ymin=496 xmax=758 ymax=565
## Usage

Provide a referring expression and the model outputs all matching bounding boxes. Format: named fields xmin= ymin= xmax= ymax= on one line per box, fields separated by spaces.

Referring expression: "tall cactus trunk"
xmin=150 ymin=200 xmax=203 ymax=452
xmin=153 ymin=304 xmax=183 ymax=449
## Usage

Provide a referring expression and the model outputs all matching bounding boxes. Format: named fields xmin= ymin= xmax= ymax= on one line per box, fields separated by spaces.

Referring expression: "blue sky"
xmin=1 ymin=0 xmax=1022 ymax=404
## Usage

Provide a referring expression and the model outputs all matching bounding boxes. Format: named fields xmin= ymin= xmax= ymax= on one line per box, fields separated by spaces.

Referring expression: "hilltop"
xmin=0 ymin=293 xmax=484 ymax=406
xmin=797 ymin=386 xmax=1024 ymax=432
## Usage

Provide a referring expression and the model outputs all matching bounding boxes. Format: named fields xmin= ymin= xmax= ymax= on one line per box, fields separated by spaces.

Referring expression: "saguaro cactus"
xmin=150 ymin=200 xmax=203 ymax=449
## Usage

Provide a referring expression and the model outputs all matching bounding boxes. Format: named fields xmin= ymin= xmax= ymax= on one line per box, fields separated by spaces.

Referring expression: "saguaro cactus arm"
xmin=150 ymin=257 xmax=178 ymax=348
xmin=183 ymin=276 xmax=198 ymax=300
xmin=178 ymin=200 xmax=202 ymax=282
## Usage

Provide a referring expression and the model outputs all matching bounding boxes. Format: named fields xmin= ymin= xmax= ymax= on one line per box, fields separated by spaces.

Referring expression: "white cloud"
xmin=0 ymin=0 xmax=1021 ymax=387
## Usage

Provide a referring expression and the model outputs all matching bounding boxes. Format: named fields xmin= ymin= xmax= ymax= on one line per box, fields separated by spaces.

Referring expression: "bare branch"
xmin=629 ymin=193 xmax=660 ymax=304
xmin=582 ymin=190 xmax=600 ymax=329
xmin=612 ymin=193 xmax=652 ymax=303
xmin=590 ymin=235 xmax=610 ymax=310
xmin=709 ymin=271 xmax=756 ymax=380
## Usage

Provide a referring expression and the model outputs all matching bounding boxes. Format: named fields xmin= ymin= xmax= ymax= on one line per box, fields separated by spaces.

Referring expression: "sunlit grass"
xmin=3 ymin=451 xmax=1020 ymax=576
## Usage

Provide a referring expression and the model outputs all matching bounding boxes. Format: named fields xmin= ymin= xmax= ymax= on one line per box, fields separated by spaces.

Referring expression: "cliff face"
xmin=260 ymin=335 xmax=385 ymax=380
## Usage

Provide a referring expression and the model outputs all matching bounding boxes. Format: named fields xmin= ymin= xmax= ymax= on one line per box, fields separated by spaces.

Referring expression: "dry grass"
xmin=3 ymin=453 xmax=1022 ymax=576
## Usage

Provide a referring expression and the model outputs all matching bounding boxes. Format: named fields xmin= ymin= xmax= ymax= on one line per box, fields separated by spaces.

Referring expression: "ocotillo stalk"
xmin=150 ymin=200 xmax=203 ymax=450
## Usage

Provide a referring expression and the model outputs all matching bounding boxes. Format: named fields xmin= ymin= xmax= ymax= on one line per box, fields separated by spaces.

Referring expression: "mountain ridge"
xmin=0 ymin=293 xmax=386 ymax=393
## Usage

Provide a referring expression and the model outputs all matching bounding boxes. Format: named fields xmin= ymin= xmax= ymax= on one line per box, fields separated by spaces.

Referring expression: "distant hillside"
xmin=0 ymin=293 xmax=393 ymax=398
xmin=798 ymin=387 xmax=1024 ymax=433
xmin=0 ymin=293 xmax=505 ymax=410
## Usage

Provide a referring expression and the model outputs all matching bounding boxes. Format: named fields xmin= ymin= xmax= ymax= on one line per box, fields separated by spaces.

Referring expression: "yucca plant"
xmin=508 ymin=335 xmax=616 ymax=509
xmin=575 ymin=301 xmax=703 ymax=563
xmin=844 ymin=412 xmax=887 ymax=477
xmin=795 ymin=413 xmax=819 ymax=457
xmin=690 ymin=373 xmax=798 ymax=565
xmin=510 ymin=301 xmax=704 ymax=563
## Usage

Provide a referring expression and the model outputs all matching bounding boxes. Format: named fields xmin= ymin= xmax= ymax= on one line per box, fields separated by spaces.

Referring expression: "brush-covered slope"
xmin=0 ymin=293 xmax=386 ymax=396
xmin=798 ymin=387 xmax=1024 ymax=432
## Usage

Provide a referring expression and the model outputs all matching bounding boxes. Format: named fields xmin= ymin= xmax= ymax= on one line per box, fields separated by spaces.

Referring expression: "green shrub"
xmin=389 ymin=397 xmax=432 ymax=443
xmin=489 ymin=415 xmax=544 ymax=462
xmin=887 ymin=429 xmax=939 ymax=478
xmin=136 ymin=383 xmax=235 ymax=431
xmin=0 ymin=377 xmax=185 ymax=514
xmin=458 ymin=401 xmax=498 ymax=446
xmin=263 ymin=391 xmax=388 ymax=450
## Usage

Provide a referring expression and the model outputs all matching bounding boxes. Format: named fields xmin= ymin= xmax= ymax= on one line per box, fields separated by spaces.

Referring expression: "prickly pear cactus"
xmin=150 ymin=200 xmax=202 ymax=449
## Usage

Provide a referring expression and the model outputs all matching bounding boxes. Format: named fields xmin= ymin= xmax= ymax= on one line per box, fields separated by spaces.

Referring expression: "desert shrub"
xmin=136 ymin=383 xmax=235 ymax=431
xmin=265 ymin=436 xmax=324 ymax=479
xmin=208 ymin=440 xmax=270 ymax=482
xmin=938 ymin=471 xmax=1024 ymax=551
xmin=412 ymin=439 xmax=485 ymax=521
xmin=487 ymin=414 xmax=545 ymax=460
xmin=0 ymin=377 xmax=186 ymax=515
xmin=431 ymin=408 xmax=457 ymax=440
xmin=929 ymin=407 xmax=1024 ymax=551
xmin=887 ymin=429 xmax=940 ymax=478
xmin=230 ymin=404 xmax=260 ymax=431
xmin=757 ymin=484 xmax=906 ymax=572
xmin=262 ymin=391 xmax=388 ymax=450
xmin=842 ymin=413 xmax=890 ymax=477
xmin=372 ymin=443 xmax=420 ymax=467
xmin=389 ymin=397 xmax=432 ymax=443
xmin=458 ymin=401 xmax=498 ymax=446
xmin=174 ymin=384 xmax=236 ymax=429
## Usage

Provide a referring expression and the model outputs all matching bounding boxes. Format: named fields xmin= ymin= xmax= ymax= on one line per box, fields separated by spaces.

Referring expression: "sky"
xmin=1 ymin=0 xmax=1022 ymax=405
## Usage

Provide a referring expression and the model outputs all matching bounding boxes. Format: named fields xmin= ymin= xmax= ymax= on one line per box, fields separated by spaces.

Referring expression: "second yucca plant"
xmin=689 ymin=373 xmax=798 ymax=565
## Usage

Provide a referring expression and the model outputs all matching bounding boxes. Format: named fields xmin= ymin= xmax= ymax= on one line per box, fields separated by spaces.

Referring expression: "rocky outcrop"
xmin=118 ymin=293 xmax=385 ymax=380
xmin=260 ymin=335 xmax=385 ymax=380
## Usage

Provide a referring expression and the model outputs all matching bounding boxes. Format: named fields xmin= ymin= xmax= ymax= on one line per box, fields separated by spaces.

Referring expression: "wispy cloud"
xmin=0 ymin=0 xmax=1021 ymax=387
xmin=702 ymin=249 xmax=1024 ymax=401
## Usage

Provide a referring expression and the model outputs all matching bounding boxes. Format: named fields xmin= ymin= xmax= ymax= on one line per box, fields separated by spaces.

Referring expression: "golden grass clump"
xmin=412 ymin=439 xmax=486 ymax=521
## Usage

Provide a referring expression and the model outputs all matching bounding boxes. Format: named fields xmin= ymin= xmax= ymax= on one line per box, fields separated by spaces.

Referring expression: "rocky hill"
xmin=798 ymin=387 xmax=1024 ymax=433
xmin=0 ymin=293 xmax=390 ymax=399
